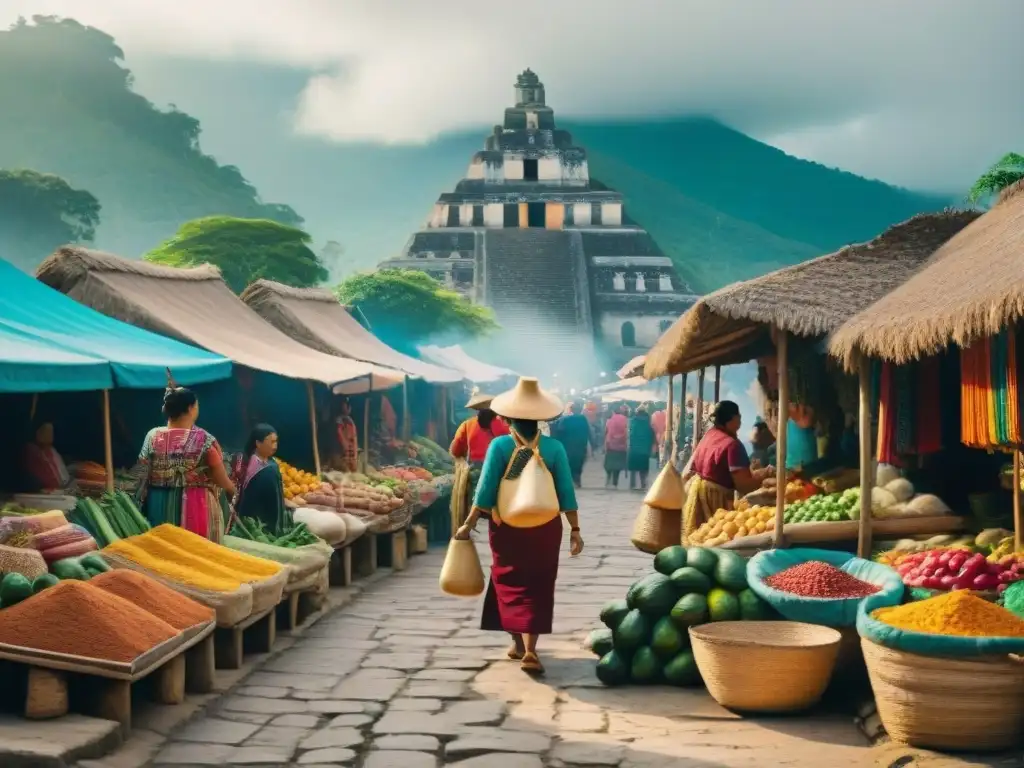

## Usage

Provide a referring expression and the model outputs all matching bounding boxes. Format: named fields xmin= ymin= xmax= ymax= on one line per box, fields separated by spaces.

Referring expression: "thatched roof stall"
xmin=641 ymin=211 xmax=981 ymax=557
xmin=829 ymin=183 xmax=1024 ymax=368
xmin=618 ymin=355 xmax=647 ymax=379
xmin=417 ymin=344 xmax=518 ymax=385
xmin=645 ymin=211 xmax=982 ymax=379
xmin=240 ymin=280 xmax=463 ymax=385
xmin=36 ymin=248 xmax=403 ymax=394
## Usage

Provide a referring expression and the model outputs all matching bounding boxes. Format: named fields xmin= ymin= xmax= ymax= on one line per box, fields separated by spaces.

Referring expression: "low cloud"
xmin=3 ymin=0 xmax=1022 ymax=190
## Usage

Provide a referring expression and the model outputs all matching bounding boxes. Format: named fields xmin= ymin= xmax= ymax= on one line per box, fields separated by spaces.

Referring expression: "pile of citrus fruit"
xmin=276 ymin=459 xmax=322 ymax=501
xmin=688 ymin=505 xmax=775 ymax=547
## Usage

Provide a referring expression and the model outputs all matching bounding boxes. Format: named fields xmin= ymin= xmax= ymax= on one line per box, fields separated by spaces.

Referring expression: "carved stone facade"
xmin=379 ymin=70 xmax=697 ymax=374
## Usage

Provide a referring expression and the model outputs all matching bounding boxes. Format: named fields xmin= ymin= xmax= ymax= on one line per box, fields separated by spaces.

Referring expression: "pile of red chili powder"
xmin=764 ymin=561 xmax=880 ymax=598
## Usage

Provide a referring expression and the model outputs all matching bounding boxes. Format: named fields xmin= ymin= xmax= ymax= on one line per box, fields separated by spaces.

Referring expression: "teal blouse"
xmin=472 ymin=433 xmax=579 ymax=513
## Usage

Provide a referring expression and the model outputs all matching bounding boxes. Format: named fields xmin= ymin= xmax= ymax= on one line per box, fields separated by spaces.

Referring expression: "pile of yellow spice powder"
xmin=872 ymin=590 xmax=1024 ymax=637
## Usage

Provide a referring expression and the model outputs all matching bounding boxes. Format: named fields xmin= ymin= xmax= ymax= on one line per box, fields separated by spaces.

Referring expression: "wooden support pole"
xmin=773 ymin=330 xmax=789 ymax=549
xmin=857 ymin=356 xmax=873 ymax=559
xmin=102 ymin=390 xmax=115 ymax=493
xmin=666 ymin=374 xmax=675 ymax=464
xmin=362 ymin=397 xmax=371 ymax=472
xmin=693 ymin=369 xmax=706 ymax=445
xmin=677 ymin=372 xmax=687 ymax=462
xmin=1015 ymin=450 xmax=1023 ymax=552
xmin=307 ymin=382 xmax=321 ymax=477
xmin=402 ymin=377 xmax=410 ymax=441
xmin=714 ymin=364 xmax=721 ymax=402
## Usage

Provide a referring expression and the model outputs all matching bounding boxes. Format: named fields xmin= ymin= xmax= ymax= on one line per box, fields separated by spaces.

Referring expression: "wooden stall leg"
xmin=353 ymin=535 xmax=377 ymax=578
xmin=25 ymin=667 xmax=69 ymax=720
xmin=247 ymin=611 xmax=276 ymax=654
xmin=277 ymin=592 xmax=300 ymax=631
xmin=408 ymin=524 xmax=427 ymax=554
xmin=391 ymin=530 xmax=408 ymax=571
xmin=297 ymin=590 xmax=318 ymax=624
xmin=155 ymin=653 xmax=186 ymax=705
xmin=96 ymin=679 xmax=132 ymax=733
xmin=330 ymin=546 xmax=353 ymax=586
xmin=215 ymin=627 xmax=244 ymax=670
xmin=185 ymin=634 xmax=216 ymax=694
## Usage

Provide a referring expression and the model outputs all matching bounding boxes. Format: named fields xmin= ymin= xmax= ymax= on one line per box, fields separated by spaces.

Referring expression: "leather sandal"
xmin=520 ymin=652 xmax=545 ymax=675
xmin=507 ymin=645 xmax=525 ymax=661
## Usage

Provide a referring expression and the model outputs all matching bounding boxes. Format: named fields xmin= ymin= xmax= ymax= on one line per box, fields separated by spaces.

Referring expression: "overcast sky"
xmin=5 ymin=0 xmax=1022 ymax=191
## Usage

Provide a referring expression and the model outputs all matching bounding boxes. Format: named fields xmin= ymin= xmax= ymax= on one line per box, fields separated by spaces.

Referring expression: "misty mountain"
xmin=1 ymin=17 xmax=950 ymax=292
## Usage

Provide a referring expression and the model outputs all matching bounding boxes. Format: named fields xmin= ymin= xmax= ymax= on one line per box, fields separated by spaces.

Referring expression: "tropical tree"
xmin=967 ymin=152 xmax=1024 ymax=206
xmin=334 ymin=269 xmax=498 ymax=353
xmin=0 ymin=168 xmax=101 ymax=270
xmin=144 ymin=216 xmax=328 ymax=293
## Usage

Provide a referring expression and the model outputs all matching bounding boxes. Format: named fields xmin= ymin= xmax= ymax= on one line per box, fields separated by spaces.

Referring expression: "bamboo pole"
xmin=362 ymin=397 xmax=371 ymax=472
xmin=714 ymin=364 xmax=721 ymax=402
xmin=29 ymin=393 xmax=38 ymax=422
xmin=306 ymin=382 xmax=321 ymax=477
xmin=1015 ymin=450 xmax=1023 ymax=552
xmin=857 ymin=356 xmax=873 ymax=559
xmin=677 ymin=372 xmax=687 ymax=462
xmin=102 ymin=390 xmax=115 ymax=493
xmin=402 ymin=377 xmax=410 ymax=441
xmin=773 ymin=330 xmax=789 ymax=548
xmin=693 ymin=369 xmax=705 ymax=446
xmin=666 ymin=375 xmax=674 ymax=467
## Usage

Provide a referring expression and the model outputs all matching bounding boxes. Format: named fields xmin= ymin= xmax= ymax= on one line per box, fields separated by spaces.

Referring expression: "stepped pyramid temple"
xmin=378 ymin=70 xmax=697 ymax=378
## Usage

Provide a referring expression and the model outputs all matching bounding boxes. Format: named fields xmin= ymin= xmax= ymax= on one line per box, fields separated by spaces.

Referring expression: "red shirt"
xmin=450 ymin=416 xmax=510 ymax=462
xmin=690 ymin=427 xmax=749 ymax=489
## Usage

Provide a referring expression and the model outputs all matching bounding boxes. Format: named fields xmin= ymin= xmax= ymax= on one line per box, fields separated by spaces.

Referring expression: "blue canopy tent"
xmin=0 ymin=259 xmax=231 ymax=392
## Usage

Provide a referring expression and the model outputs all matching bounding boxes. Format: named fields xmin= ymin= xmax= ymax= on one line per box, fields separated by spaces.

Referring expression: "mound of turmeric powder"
xmin=873 ymin=590 xmax=1024 ymax=638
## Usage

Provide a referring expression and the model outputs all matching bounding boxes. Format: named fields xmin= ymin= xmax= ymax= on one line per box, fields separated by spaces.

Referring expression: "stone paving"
xmin=133 ymin=462 xmax=886 ymax=768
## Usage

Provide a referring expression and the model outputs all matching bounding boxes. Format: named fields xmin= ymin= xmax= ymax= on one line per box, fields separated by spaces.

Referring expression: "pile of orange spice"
xmin=0 ymin=581 xmax=178 ymax=662
xmin=872 ymin=590 xmax=1024 ymax=638
xmin=90 ymin=570 xmax=214 ymax=630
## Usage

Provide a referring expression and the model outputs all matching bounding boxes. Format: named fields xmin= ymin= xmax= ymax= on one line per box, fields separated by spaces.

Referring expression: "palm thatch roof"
xmin=240 ymin=280 xmax=463 ymax=384
xmin=35 ymin=247 xmax=404 ymax=392
xmin=644 ymin=210 xmax=981 ymax=378
xmin=829 ymin=182 xmax=1024 ymax=367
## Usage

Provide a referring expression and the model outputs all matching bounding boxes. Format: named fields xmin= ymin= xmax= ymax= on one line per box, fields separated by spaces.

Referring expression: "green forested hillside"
xmin=0 ymin=16 xmax=300 ymax=261
xmin=0 ymin=15 xmax=951 ymax=290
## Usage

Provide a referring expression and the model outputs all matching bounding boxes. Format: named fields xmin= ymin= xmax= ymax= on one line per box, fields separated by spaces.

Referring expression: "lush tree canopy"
xmin=0 ymin=16 xmax=303 ymax=262
xmin=967 ymin=152 xmax=1024 ymax=206
xmin=144 ymin=216 xmax=328 ymax=293
xmin=334 ymin=269 xmax=498 ymax=353
xmin=0 ymin=168 xmax=100 ymax=270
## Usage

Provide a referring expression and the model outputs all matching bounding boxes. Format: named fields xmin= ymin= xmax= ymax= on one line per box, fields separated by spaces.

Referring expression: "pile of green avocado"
xmin=588 ymin=545 xmax=775 ymax=687
xmin=0 ymin=553 xmax=110 ymax=608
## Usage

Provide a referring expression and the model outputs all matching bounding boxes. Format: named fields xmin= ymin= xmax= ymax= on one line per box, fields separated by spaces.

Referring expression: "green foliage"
xmin=334 ymin=269 xmax=498 ymax=352
xmin=967 ymin=152 xmax=1024 ymax=205
xmin=0 ymin=168 xmax=100 ymax=269
xmin=144 ymin=216 xmax=327 ymax=293
xmin=0 ymin=16 xmax=302 ymax=267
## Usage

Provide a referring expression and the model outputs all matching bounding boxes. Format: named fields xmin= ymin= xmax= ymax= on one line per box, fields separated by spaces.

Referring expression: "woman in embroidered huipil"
xmin=136 ymin=382 xmax=235 ymax=542
xmin=231 ymin=424 xmax=287 ymax=534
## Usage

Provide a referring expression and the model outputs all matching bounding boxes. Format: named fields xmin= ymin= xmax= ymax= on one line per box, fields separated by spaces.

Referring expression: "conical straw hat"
xmin=465 ymin=391 xmax=494 ymax=410
xmin=490 ymin=377 xmax=564 ymax=421
xmin=644 ymin=462 xmax=684 ymax=511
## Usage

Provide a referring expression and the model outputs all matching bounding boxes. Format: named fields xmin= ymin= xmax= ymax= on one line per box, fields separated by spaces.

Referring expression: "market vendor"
xmin=681 ymin=401 xmax=774 ymax=544
xmin=749 ymin=418 xmax=777 ymax=468
xmin=231 ymin=424 xmax=288 ymax=534
xmin=335 ymin=398 xmax=360 ymax=472
xmin=449 ymin=392 xmax=509 ymax=528
xmin=22 ymin=421 xmax=72 ymax=493
xmin=136 ymin=376 xmax=235 ymax=542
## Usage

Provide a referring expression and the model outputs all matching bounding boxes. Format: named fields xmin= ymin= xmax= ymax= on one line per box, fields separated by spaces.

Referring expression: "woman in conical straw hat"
xmin=455 ymin=377 xmax=584 ymax=675
xmin=449 ymin=390 xmax=509 ymax=530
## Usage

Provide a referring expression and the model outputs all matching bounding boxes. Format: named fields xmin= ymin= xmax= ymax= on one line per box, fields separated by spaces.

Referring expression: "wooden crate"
xmin=0 ymin=622 xmax=215 ymax=736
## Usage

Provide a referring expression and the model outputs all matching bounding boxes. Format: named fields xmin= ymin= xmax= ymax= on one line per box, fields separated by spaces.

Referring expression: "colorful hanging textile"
xmin=894 ymin=365 xmax=915 ymax=455
xmin=915 ymin=356 xmax=943 ymax=454
xmin=960 ymin=330 xmax=1022 ymax=449
xmin=877 ymin=362 xmax=898 ymax=464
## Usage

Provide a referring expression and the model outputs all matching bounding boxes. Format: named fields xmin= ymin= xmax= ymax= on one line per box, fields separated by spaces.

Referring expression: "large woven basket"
xmin=861 ymin=638 xmax=1024 ymax=751
xmin=630 ymin=504 xmax=681 ymax=554
xmin=689 ymin=621 xmax=841 ymax=713
xmin=369 ymin=503 xmax=413 ymax=535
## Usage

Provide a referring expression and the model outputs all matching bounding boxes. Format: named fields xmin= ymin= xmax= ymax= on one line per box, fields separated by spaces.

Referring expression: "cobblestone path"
xmin=148 ymin=465 xmax=876 ymax=768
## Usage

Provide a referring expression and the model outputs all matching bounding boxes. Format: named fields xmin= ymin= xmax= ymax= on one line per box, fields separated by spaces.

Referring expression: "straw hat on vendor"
xmin=449 ymin=388 xmax=511 ymax=531
xmin=455 ymin=376 xmax=582 ymax=675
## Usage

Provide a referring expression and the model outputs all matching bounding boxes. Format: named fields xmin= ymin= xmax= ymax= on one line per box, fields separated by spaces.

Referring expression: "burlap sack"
xmin=102 ymin=553 xmax=253 ymax=627
xmin=223 ymin=536 xmax=329 ymax=582
xmin=247 ymin=568 xmax=289 ymax=616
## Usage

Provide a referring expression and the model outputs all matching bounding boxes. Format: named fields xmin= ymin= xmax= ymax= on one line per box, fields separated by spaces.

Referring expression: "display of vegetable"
xmin=230 ymin=517 xmax=320 ymax=548
xmin=68 ymin=492 xmax=148 ymax=547
xmin=896 ymin=548 xmax=1024 ymax=594
xmin=591 ymin=545 xmax=772 ymax=687
xmin=785 ymin=490 xmax=857 ymax=524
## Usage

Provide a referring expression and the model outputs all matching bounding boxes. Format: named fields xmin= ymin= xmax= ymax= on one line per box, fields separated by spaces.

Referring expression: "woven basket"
xmin=369 ymin=503 xmax=413 ymax=535
xmin=689 ymin=621 xmax=841 ymax=713
xmin=630 ymin=504 xmax=681 ymax=554
xmin=861 ymin=638 xmax=1024 ymax=751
